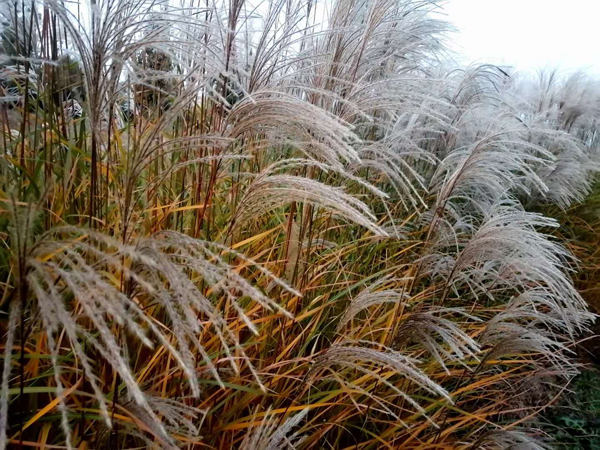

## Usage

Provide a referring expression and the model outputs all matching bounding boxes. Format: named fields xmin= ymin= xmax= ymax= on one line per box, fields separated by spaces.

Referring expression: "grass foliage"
xmin=0 ymin=0 xmax=599 ymax=447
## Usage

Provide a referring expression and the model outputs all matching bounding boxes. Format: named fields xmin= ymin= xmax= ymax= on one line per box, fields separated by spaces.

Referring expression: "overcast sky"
xmin=443 ymin=0 xmax=600 ymax=74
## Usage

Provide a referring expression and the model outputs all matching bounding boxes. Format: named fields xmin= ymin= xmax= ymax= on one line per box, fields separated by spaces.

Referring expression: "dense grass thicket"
xmin=0 ymin=0 xmax=599 ymax=447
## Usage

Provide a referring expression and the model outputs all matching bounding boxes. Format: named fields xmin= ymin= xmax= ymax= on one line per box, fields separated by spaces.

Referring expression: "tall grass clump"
xmin=0 ymin=0 xmax=598 ymax=447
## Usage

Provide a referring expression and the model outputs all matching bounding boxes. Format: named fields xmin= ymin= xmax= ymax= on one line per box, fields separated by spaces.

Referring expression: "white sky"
xmin=443 ymin=0 xmax=600 ymax=74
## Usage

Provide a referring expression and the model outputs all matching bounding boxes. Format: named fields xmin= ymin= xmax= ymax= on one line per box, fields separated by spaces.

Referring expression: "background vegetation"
xmin=0 ymin=0 xmax=599 ymax=448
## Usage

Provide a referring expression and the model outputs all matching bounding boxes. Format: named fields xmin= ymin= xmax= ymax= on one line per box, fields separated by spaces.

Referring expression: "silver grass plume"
xmin=472 ymin=429 xmax=551 ymax=450
xmin=226 ymin=92 xmax=361 ymax=169
xmin=235 ymin=173 xmax=387 ymax=236
xmin=496 ymin=70 xmax=600 ymax=208
xmin=353 ymin=137 xmax=436 ymax=211
xmin=22 ymin=225 xmax=299 ymax=445
xmin=419 ymin=199 xmax=591 ymax=333
xmin=240 ymin=408 xmax=308 ymax=450
xmin=311 ymin=342 xmax=450 ymax=423
xmin=482 ymin=320 xmax=578 ymax=378
xmin=336 ymin=276 xmax=408 ymax=332
xmin=393 ymin=308 xmax=481 ymax=374
xmin=113 ymin=395 xmax=207 ymax=449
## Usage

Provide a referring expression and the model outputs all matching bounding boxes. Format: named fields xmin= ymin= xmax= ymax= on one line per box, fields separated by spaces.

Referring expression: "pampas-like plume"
xmin=393 ymin=308 xmax=481 ymax=373
xmin=482 ymin=320 xmax=578 ymax=378
xmin=430 ymin=130 xmax=551 ymax=216
xmin=116 ymin=395 xmax=206 ymax=448
xmin=240 ymin=408 xmax=308 ymax=450
xmin=491 ymin=70 xmax=600 ymax=208
xmin=473 ymin=429 xmax=551 ymax=450
xmin=226 ymin=92 xmax=361 ymax=168
xmin=351 ymin=135 xmax=437 ymax=211
xmin=235 ymin=173 xmax=387 ymax=236
xmin=22 ymin=225 xmax=298 ymax=443
xmin=422 ymin=200 xmax=591 ymax=336
xmin=312 ymin=342 xmax=451 ymax=421
xmin=481 ymin=287 xmax=593 ymax=378
xmin=336 ymin=276 xmax=408 ymax=332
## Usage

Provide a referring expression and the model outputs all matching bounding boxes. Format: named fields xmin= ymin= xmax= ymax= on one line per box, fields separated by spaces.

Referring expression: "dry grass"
xmin=0 ymin=0 xmax=598 ymax=448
